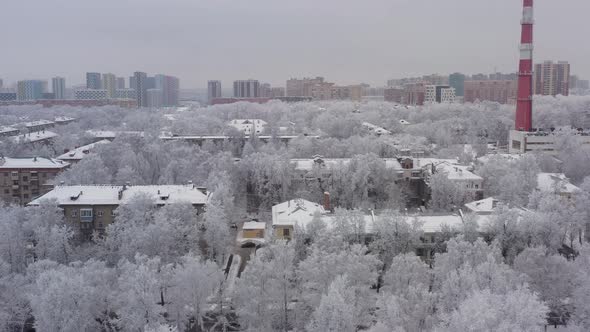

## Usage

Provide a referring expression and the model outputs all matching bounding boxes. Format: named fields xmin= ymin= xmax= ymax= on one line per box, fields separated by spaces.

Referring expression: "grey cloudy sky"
xmin=1 ymin=0 xmax=588 ymax=89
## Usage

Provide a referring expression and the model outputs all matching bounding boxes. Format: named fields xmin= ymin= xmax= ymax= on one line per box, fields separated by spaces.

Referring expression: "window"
xmin=283 ymin=228 xmax=290 ymax=237
xmin=3 ymin=173 xmax=8 ymax=177
xmin=22 ymin=176 xmax=28 ymax=181
xmin=80 ymin=209 xmax=93 ymax=218
xmin=111 ymin=210 xmax=116 ymax=217
xmin=3 ymin=189 xmax=8 ymax=194
xmin=71 ymin=210 xmax=77 ymax=217
xmin=23 ymin=185 xmax=29 ymax=190
xmin=23 ymin=194 xmax=29 ymax=199
xmin=97 ymin=211 xmax=104 ymax=217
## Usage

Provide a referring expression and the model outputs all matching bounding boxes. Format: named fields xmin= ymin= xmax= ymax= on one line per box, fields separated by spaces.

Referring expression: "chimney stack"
xmin=515 ymin=0 xmax=534 ymax=131
xmin=323 ymin=192 xmax=331 ymax=211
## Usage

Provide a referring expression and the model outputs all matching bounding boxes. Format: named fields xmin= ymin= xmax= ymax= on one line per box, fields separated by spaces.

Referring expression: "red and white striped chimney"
xmin=515 ymin=0 xmax=534 ymax=132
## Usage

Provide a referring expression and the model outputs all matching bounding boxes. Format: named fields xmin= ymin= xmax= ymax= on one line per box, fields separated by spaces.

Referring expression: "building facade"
xmin=29 ymin=184 xmax=208 ymax=240
xmin=424 ymin=85 xmax=456 ymax=103
xmin=75 ymin=89 xmax=107 ymax=100
xmin=208 ymin=80 xmax=222 ymax=104
xmin=533 ymin=61 xmax=570 ymax=96
xmin=464 ymin=80 xmax=518 ymax=104
xmin=233 ymin=80 xmax=260 ymax=98
xmin=51 ymin=77 xmax=66 ymax=100
xmin=117 ymin=77 xmax=125 ymax=89
xmin=449 ymin=73 xmax=465 ymax=97
xmin=133 ymin=71 xmax=148 ymax=107
xmin=17 ymin=80 xmax=44 ymax=101
xmin=115 ymin=88 xmax=136 ymax=100
xmin=146 ymin=89 xmax=163 ymax=108
xmin=155 ymin=74 xmax=179 ymax=106
xmin=102 ymin=73 xmax=117 ymax=99
xmin=0 ymin=157 xmax=69 ymax=206
xmin=86 ymin=72 xmax=102 ymax=89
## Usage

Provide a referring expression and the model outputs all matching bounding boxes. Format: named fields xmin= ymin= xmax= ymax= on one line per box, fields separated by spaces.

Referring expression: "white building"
xmin=228 ymin=119 xmax=267 ymax=135
xmin=509 ymin=129 xmax=590 ymax=154
xmin=425 ymin=85 xmax=456 ymax=103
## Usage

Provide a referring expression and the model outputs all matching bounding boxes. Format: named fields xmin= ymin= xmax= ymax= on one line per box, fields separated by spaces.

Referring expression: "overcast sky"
xmin=1 ymin=0 xmax=588 ymax=89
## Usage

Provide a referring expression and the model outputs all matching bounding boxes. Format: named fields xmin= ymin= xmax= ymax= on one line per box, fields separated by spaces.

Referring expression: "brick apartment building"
xmin=0 ymin=157 xmax=69 ymax=206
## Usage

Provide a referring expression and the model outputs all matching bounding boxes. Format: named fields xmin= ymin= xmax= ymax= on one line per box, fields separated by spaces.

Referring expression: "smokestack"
xmin=515 ymin=0 xmax=534 ymax=132
xmin=323 ymin=192 xmax=331 ymax=211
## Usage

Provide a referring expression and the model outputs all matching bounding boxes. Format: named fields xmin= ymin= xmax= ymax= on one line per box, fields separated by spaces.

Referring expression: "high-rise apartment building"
xmin=86 ymin=72 xmax=102 ymax=89
xmin=271 ymin=87 xmax=285 ymax=98
xmin=117 ymin=77 xmax=125 ymax=89
xmin=133 ymin=72 xmax=148 ymax=107
xmin=259 ymin=83 xmax=272 ymax=98
xmin=208 ymin=80 xmax=222 ymax=103
xmin=286 ymin=77 xmax=325 ymax=97
xmin=17 ymin=80 xmax=44 ymax=101
xmin=102 ymin=73 xmax=117 ymax=99
xmin=147 ymin=89 xmax=163 ymax=108
xmin=449 ymin=73 xmax=466 ymax=97
xmin=0 ymin=79 xmax=3 ymax=89
xmin=154 ymin=74 xmax=179 ymax=106
xmin=51 ymin=77 xmax=66 ymax=100
xmin=533 ymin=61 xmax=570 ymax=96
xmin=233 ymin=80 xmax=260 ymax=98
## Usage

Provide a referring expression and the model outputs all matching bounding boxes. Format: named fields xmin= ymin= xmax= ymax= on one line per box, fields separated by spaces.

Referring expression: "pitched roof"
xmin=537 ymin=173 xmax=580 ymax=194
xmin=12 ymin=131 xmax=58 ymax=143
xmin=57 ymin=140 xmax=111 ymax=161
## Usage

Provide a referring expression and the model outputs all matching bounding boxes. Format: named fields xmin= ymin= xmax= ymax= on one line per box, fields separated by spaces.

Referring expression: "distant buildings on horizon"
xmin=0 ymin=61 xmax=588 ymax=107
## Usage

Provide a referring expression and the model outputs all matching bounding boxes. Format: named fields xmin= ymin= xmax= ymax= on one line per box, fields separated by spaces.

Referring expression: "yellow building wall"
xmin=243 ymin=229 xmax=264 ymax=239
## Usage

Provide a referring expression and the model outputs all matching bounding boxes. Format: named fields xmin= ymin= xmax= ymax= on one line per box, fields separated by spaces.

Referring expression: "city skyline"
xmin=1 ymin=0 xmax=588 ymax=88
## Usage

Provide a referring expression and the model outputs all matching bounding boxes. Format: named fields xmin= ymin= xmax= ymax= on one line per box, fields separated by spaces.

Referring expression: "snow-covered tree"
xmin=306 ymin=275 xmax=357 ymax=332
xmin=437 ymin=288 xmax=548 ymax=332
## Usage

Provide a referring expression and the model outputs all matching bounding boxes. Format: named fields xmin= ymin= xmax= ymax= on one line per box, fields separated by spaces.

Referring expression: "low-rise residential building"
xmin=434 ymin=162 xmax=484 ymax=200
xmin=362 ymin=122 xmax=391 ymax=136
xmin=242 ymin=221 xmax=266 ymax=240
xmin=0 ymin=157 xmax=69 ymax=206
xmin=57 ymin=139 xmax=111 ymax=163
xmin=12 ymin=130 xmax=58 ymax=145
xmin=29 ymin=184 xmax=209 ymax=240
xmin=464 ymin=197 xmax=501 ymax=215
xmin=271 ymin=197 xmax=465 ymax=263
xmin=228 ymin=119 xmax=268 ymax=135
xmin=0 ymin=126 xmax=20 ymax=137
xmin=24 ymin=119 xmax=55 ymax=133
xmin=536 ymin=173 xmax=580 ymax=198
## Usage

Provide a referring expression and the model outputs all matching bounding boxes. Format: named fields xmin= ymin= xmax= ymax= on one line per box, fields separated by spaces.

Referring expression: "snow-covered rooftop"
xmin=54 ymin=116 xmax=76 ymax=123
xmin=362 ymin=122 xmax=392 ymax=135
xmin=29 ymin=184 xmax=209 ymax=206
xmin=24 ymin=119 xmax=55 ymax=128
xmin=271 ymin=198 xmax=465 ymax=235
xmin=464 ymin=197 xmax=500 ymax=215
xmin=243 ymin=222 xmax=267 ymax=230
xmin=0 ymin=157 xmax=69 ymax=169
xmin=12 ymin=131 xmax=58 ymax=143
xmin=272 ymin=199 xmax=326 ymax=227
xmin=437 ymin=163 xmax=483 ymax=181
xmin=537 ymin=173 xmax=580 ymax=194
xmin=0 ymin=126 xmax=19 ymax=135
xmin=291 ymin=157 xmax=402 ymax=171
xmin=57 ymin=140 xmax=111 ymax=161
